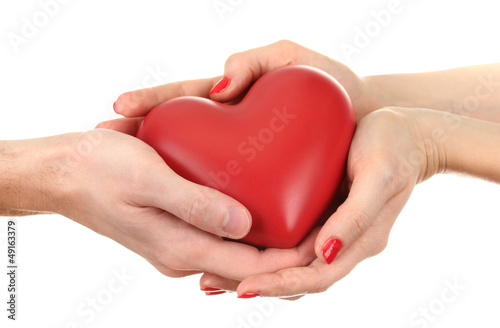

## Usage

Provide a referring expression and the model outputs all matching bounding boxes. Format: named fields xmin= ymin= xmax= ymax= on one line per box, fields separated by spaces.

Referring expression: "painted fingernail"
xmin=223 ymin=207 xmax=250 ymax=238
xmin=238 ymin=292 xmax=260 ymax=299
xmin=200 ymin=287 xmax=222 ymax=292
xmin=322 ymin=238 xmax=343 ymax=264
xmin=206 ymin=290 xmax=227 ymax=296
xmin=209 ymin=76 xmax=229 ymax=94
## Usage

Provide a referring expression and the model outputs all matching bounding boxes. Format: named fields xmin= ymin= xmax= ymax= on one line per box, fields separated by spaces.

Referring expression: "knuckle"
xmin=150 ymin=221 xmax=207 ymax=271
xmin=313 ymin=283 xmax=329 ymax=294
xmin=125 ymin=167 xmax=153 ymax=195
xmin=129 ymin=88 xmax=151 ymax=107
xmin=347 ymin=209 xmax=371 ymax=237
xmin=151 ymin=248 xmax=181 ymax=270
xmin=275 ymin=40 xmax=300 ymax=65
xmin=182 ymin=191 xmax=210 ymax=226
xmin=369 ymin=238 xmax=389 ymax=257
xmin=275 ymin=267 xmax=329 ymax=296
xmin=276 ymin=39 xmax=297 ymax=48
xmin=153 ymin=244 xmax=190 ymax=271
xmin=225 ymin=52 xmax=245 ymax=67
xmin=172 ymin=81 xmax=188 ymax=97
xmin=276 ymin=270 xmax=301 ymax=295
xmin=357 ymin=235 xmax=388 ymax=258
xmin=152 ymin=262 xmax=189 ymax=278
xmin=309 ymin=267 xmax=330 ymax=294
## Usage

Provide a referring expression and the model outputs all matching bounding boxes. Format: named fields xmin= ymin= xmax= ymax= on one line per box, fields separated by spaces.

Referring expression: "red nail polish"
xmin=209 ymin=77 xmax=229 ymax=95
xmin=200 ymin=287 xmax=221 ymax=292
xmin=238 ymin=292 xmax=260 ymax=299
xmin=206 ymin=290 xmax=226 ymax=296
xmin=322 ymin=238 xmax=342 ymax=264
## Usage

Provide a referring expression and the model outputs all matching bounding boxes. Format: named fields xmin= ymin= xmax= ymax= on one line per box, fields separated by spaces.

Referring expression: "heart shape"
xmin=137 ymin=65 xmax=355 ymax=248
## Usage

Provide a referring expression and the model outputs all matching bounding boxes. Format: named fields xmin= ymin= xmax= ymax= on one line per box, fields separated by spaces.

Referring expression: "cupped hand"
xmin=199 ymin=107 xmax=442 ymax=298
xmin=98 ymin=40 xmax=377 ymax=135
xmin=52 ymin=129 xmax=316 ymax=280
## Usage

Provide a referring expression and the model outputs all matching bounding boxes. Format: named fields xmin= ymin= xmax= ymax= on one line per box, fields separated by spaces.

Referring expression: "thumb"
xmin=208 ymin=40 xmax=305 ymax=102
xmin=315 ymin=172 xmax=389 ymax=264
xmin=144 ymin=170 xmax=252 ymax=239
xmin=207 ymin=56 xmax=260 ymax=102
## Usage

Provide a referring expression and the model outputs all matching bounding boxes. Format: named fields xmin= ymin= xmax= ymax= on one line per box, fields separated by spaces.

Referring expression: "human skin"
xmin=102 ymin=40 xmax=500 ymax=298
xmin=0 ymin=130 xmax=318 ymax=281
xmin=214 ymin=107 xmax=500 ymax=298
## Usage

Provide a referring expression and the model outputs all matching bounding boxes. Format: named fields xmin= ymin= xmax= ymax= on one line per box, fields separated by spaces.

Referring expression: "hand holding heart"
xmin=136 ymin=65 xmax=355 ymax=249
xmin=99 ymin=40 xmax=418 ymax=297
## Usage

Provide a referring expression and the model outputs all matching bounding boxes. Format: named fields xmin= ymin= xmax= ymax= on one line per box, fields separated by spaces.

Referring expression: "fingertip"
xmin=209 ymin=53 xmax=256 ymax=102
xmin=236 ymin=282 xmax=260 ymax=299
xmin=207 ymin=75 xmax=241 ymax=103
xmin=321 ymin=238 xmax=343 ymax=265
xmin=237 ymin=292 xmax=260 ymax=299
xmin=113 ymin=94 xmax=127 ymax=114
xmin=114 ymin=88 xmax=153 ymax=117
xmin=95 ymin=121 xmax=108 ymax=129
xmin=200 ymin=273 xmax=239 ymax=292
xmin=314 ymin=217 xmax=344 ymax=264
xmin=94 ymin=117 xmax=144 ymax=136
xmin=114 ymin=91 xmax=139 ymax=116
xmin=209 ymin=76 xmax=229 ymax=95
xmin=222 ymin=206 xmax=251 ymax=239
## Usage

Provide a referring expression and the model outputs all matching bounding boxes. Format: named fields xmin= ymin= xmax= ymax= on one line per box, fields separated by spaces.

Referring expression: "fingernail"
xmin=206 ymin=290 xmax=227 ymax=296
xmin=223 ymin=207 xmax=250 ymax=238
xmin=322 ymin=238 xmax=342 ymax=264
xmin=200 ymin=287 xmax=222 ymax=292
xmin=209 ymin=76 xmax=229 ymax=95
xmin=238 ymin=292 xmax=260 ymax=299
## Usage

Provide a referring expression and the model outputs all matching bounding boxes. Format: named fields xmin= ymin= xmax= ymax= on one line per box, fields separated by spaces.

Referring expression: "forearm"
xmin=440 ymin=115 xmax=500 ymax=182
xmin=0 ymin=136 xmax=71 ymax=216
xmin=365 ymin=63 xmax=500 ymax=123
xmin=415 ymin=109 xmax=500 ymax=183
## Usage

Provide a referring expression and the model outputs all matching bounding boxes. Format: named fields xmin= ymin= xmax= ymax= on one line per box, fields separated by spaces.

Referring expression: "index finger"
xmin=113 ymin=76 xmax=221 ymax=118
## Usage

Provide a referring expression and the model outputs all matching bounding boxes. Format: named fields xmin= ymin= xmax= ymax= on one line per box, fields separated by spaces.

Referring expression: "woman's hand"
xmin=0 ymin=130 xmax=316 ymax=281
xmin=201 ymin=107 xmax=500 ymax=298
xmin=101 ymin=40 xmax=500 ymax=136
xmin=199 ymin=107 xmax=448 ymax=298
xmin=98 ymin=40 xmax=376 ymax=135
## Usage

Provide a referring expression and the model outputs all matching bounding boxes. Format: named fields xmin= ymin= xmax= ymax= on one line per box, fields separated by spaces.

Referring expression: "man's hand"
xmin=0 ymin=130 xmax=316 ymax=280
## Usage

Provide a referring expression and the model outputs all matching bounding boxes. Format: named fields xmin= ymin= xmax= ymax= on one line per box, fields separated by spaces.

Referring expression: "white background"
xmin=1 ymin=0 xmax=500 ymax=327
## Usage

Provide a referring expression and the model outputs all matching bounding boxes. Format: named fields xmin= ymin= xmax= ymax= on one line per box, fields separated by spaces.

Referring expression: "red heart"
xmin=137 ymin=65 xmax=355 ymax=248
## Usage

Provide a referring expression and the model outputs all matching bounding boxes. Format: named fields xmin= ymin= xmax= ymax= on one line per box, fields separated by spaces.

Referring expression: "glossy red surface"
xmin=322 ymin=237 xmax=343 ymax=264
xmin=237 ymin=292 xmax=260 ymax=299
xmin=137 ymin=65 xmax=355 ymax=248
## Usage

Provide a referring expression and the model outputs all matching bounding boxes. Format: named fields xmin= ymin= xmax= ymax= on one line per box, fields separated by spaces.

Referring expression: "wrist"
xmin=0 ymin=134 xmax=79 ymax=215
xmin=361 ymin=73 xmax=437 ymax=114
xmin=439 ymin=113 xmax=500 ymax=181
xmin=384 ymin=108 xmax=447 ymax=183
xmin=356 ymin=75 xmax=389 ymax=119
xmin=411 ymin=108 xmax=500 ymax=183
